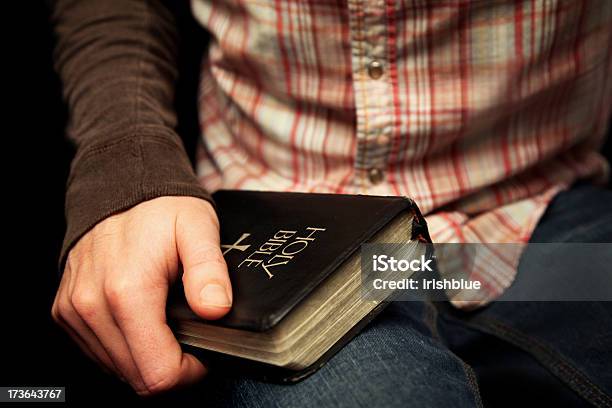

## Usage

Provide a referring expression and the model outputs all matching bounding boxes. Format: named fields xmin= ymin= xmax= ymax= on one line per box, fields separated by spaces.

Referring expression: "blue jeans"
xmin=182 ymin=185 xmax=612 ymax=407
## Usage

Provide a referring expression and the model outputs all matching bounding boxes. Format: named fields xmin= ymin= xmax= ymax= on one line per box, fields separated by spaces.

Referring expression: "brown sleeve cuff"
xmin=60 ymin=126 xmax=213 ymax=271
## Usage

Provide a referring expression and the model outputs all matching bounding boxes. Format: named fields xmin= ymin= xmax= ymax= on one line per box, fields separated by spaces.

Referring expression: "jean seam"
xmin=423 ymin=301 xmax=441 ymax=341
xmin=423 ymin=302 xmax=483 ymax=408
xmin=458 ymin=360 xmax=484 ymax=408
xmin=452 ymin=314 xmax=612 ymax=408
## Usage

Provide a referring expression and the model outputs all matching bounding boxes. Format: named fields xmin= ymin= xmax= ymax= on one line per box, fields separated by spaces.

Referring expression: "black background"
xmin=3 ymin=1 xmax=210 ymax=404
xmin=3 ymin=1 xmax=610 ymax=406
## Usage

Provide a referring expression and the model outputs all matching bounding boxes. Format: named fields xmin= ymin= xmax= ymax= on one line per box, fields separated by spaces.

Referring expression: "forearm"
xmin=50 ymin=0 xmax=211 ymax=269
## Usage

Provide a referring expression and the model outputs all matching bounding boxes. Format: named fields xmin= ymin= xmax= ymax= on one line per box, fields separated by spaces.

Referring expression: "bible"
xmin=167 ymin=190 xmax=430 ymax=382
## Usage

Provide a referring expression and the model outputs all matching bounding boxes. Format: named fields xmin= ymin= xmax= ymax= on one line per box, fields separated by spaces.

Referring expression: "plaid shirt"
xmin=192 ymin=0 xmax=611 ymax=305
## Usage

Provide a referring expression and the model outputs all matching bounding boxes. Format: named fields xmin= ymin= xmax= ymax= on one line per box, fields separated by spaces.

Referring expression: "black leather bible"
xmin=168 ymin=190 xmax=430 ymax=382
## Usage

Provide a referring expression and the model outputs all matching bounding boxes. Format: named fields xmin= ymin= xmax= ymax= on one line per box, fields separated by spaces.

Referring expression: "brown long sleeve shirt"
xmin=51 ymin=0 xmax=211 ymax=270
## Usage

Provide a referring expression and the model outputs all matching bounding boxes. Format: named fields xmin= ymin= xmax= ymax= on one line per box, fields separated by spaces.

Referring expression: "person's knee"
xmin=224 ymin=318 xmax=481 ymax=407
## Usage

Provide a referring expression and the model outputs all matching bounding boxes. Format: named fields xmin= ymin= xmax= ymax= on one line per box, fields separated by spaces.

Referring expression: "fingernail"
xmin=200 ymin=283 xmax=231 ymax=308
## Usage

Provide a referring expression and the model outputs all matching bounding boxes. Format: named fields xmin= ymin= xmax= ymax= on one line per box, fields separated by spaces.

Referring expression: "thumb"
xmin=176 ymin=201 xmax=232 ymax=320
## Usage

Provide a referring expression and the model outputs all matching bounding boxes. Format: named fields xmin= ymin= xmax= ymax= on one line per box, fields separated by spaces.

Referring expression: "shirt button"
xmin=376 ymin=134 xmax=390 ymax=146
xmin=367 ymin=60 xmax=384 ymax=79
xmin=368 ymin=167 xmax=385 ymax=184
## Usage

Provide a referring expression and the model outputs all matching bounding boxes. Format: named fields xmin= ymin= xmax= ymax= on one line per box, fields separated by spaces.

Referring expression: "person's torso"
xmin=191 ymin=0 xmax=612 ymax=302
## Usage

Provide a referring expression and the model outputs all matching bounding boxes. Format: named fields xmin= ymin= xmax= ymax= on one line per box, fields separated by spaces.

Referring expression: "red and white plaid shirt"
xmin=192 ymin=0 xmax=611 ymax=305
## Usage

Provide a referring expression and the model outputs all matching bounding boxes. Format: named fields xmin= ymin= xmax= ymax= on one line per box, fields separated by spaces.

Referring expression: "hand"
xmin=51 ymin=197 xmax=232 ymax=396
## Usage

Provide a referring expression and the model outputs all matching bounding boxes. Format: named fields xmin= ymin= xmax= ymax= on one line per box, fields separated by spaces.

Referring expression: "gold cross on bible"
xmin=221 ymin=233 xmax=252 ymax=255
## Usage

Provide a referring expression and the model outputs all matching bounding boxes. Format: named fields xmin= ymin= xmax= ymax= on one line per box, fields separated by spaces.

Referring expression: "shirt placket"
xmin=347 ymin=0 xmax=396 ymax=193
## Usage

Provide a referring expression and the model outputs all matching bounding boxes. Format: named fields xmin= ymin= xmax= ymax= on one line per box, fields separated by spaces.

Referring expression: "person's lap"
xmin=198 ymin=184 xmax=612 ymax=407
xmin=199 ymin=300 xmax=481 ymax=407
